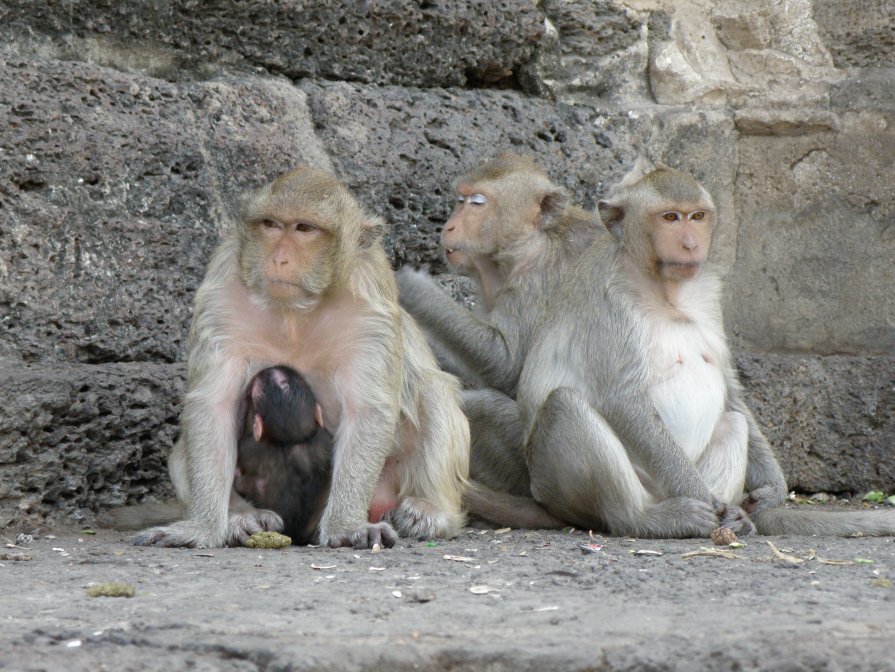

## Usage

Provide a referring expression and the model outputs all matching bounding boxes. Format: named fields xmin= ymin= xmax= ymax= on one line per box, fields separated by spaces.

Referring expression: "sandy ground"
xmin=2 ymin=520 xmax=894 ymax=672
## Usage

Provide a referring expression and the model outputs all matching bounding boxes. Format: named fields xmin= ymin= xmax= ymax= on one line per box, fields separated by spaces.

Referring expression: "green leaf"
xmin=885 ymin=495 xmax=895 ymax=506
xmin=863 ymin=490 xmax=886 ymax=503
xmin=81 ymin=528 xmax=96 ymax=535
xmin=854 ymin=558 xmax=874 ymax=565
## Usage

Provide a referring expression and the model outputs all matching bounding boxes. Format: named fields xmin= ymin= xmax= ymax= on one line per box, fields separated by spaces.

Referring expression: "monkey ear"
xmin=359 ymin=215 xmax=387 ymax=248
xmin=536 ymin=188 xmax=570 ymax=230
xmin=252 ymin=414 xmax=264 ymax=442
xmin=598 ymin=200 xmax=625 ymax=238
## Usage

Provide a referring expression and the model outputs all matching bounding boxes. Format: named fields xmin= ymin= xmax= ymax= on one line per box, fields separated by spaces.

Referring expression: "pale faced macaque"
xmin=396 ymin=154 xmax=600 ymax=521
xmin=134 ymin=166 xmax=469 ymax=549
xmin=499 ymin=163 xmax=895 ymax=538
xmin=234 ymin=366 xmax=332 ymax=545
xmin=397 ymin=153 xmax=601 ymax=395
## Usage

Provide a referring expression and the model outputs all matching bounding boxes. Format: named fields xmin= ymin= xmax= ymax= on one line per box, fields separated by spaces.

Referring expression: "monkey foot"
xmin=133 ymin=521 xmax=218 ymax=548
xmin=322 ymin=522 xmax=398 ymax=550
xmin=133 ymin=510 xmax=283 ymax=548
xmin=385 ymin=497 xmax=443 ymax=540
xmin=227 ymin=509 xmax=284 ymax=545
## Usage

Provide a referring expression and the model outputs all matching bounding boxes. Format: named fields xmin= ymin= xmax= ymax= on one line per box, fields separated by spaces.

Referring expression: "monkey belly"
xmin=648 ymin=327 xmax=726 ymax=464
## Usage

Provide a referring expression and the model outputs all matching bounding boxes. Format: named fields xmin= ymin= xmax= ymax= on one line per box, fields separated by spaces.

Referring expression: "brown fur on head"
xmin=444 ymin=152 xmax=571 ymax=269
xmin=598 ymin=165 xmax=715 ymax=281
xmin=238 ymin=166 xmax=386 ymax=308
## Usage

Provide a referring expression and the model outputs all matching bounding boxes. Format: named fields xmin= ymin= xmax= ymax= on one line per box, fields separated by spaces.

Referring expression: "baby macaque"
xmin=234 ymin=366 xmax=332 ymax=545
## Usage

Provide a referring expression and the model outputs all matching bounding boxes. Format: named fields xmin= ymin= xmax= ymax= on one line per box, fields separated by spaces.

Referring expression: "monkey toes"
xmin=323 ymin=522 xmax=398 ymax=550
xmin=229 ymin=509 xmax=285 ymax=545
xmin=384 ymin=497 xmax=441 ymax=541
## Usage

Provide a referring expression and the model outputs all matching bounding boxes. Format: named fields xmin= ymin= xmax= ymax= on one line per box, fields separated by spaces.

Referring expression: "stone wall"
xmin=1 ymin=0 xmax=892 ymax=529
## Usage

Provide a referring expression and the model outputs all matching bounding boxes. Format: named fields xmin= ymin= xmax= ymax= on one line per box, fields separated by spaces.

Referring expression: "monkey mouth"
xmin=660 ymin=261 xmax=703 ymax=278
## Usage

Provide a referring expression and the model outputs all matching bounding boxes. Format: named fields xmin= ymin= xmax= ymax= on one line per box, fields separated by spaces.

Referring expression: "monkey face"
xmin=443 ymin=186 xmax=497 ymax=266
xmin=647 ymin=206 xmax=713 ymax=280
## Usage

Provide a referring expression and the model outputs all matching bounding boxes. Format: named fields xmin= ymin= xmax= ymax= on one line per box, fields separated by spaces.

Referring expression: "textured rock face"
xmin=0 ymin=1 xmax=892 ymax=530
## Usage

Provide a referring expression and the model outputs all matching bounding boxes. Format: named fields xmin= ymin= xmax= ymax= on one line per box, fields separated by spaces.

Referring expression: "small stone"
xmin=711 ymin=527 xmax=737 ymax=545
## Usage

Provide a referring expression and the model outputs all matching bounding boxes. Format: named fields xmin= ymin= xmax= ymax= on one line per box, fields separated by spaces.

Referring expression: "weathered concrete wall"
xmin=0 ymin=0 xmax=892 ymax=530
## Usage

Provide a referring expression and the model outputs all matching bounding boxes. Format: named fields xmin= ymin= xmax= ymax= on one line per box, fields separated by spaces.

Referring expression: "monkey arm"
xmin=725 ymin=380 xmax=788 ymax=513
xmin=396 ymin=267 xmax=521 ymax=392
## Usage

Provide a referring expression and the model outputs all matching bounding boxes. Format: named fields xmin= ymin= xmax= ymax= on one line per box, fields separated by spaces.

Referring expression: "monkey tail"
xmin=464 ymin=480 xmax=565 ymax=530
xmin=96 ymin=501 xmax=184 ymax=531
xmin=753 ymin=506 xmax=895 ymax=537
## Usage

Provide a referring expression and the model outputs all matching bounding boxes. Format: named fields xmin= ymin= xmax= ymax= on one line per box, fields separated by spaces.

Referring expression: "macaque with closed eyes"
xmin=396 ymin=154 xmax=599 ymax=525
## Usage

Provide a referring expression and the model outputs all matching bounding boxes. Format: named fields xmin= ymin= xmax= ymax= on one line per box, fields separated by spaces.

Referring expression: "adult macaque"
xmin=501 ymin=164 xmax=895 ymax=537
xmin=396 ymin=154 xmax=600 ymax=515
xmin=134 ymin=166 xmax=469 ymax=549
xmin=234 ymin=365 xmax=333 ymax=545
xmin=396 ymin=153 xmax=601 ymax=395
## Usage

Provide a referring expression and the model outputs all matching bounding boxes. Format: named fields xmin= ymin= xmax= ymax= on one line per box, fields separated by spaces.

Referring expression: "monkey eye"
xmin=469 ymin=193 xmax=488 ymax=205
xmin=661 ymin=212 xmax=680 ymax=222
xmin=259 ymin=219 xmax=280 ymax=229
xmin=456 ymin=194 xmax=466 ymax=203
xmin=690 ymin=211 xmax=705 ymax=221
xmin=294 ymin=222 xmax=317 ymax=233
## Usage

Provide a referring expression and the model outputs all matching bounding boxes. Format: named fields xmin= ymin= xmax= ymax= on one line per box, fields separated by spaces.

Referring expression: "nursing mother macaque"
xmin=135 ymin=166 xmax=469 ymax=549
xmin=397 ymin=154 xmax=600 ymax=514
xmin=512 ymin=164 xmax=895 ymax=537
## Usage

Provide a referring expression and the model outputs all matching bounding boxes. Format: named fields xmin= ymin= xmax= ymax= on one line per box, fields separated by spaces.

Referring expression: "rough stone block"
xmin=731 ymin=125 xmax=895 ymax=354
xmin=737 ymin=354 xmax=895 ymax=494
xmin=0 ymin=57 xmax=329 ymax=364
xmin=0 ymin=360 xmax=183 ymax=530
xmin=2 ymin=0 xmax=545 ymax=89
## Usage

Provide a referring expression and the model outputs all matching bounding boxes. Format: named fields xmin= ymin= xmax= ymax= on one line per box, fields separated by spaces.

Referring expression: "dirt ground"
xmin=2 ymin=516 xmax=894 ymax=672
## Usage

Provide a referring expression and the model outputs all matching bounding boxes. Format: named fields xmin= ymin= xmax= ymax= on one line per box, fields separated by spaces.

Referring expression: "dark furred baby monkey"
xmin=234 ymin=366 xmax=333 ymax=545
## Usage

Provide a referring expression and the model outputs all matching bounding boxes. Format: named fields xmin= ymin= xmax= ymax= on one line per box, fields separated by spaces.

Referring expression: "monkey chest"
xmin=647 ymin=323 xmax=726 ymax=461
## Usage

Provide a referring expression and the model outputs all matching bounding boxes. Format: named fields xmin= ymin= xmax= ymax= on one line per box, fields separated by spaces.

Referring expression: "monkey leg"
xmin=695 ymin=411 xmax=754 ymax=534
xmin=388 ymin=374 xmax=469 ymax=540
xmin=462 ymin=388 xmax=530 ymax=496
xmin=526 ymin=387 xmax=718 ymax=538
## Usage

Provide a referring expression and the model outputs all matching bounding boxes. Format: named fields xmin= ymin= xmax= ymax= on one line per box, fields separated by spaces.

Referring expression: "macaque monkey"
xmin=495 ymin=163 xmax=895 ymax=538
xmin=396 ymin=154 xmax=600 ymax=524
xmin=397 ymin=153 xmax=601 ymax=395
xmin=233 ymin=366 xmax=333 ymax=545
xmin=133 ymin=166 xmax=469 ymax=549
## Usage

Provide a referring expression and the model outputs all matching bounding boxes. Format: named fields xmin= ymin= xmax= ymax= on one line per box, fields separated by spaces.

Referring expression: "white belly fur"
xmin=648 ymin=321 xmax=726 ymax=463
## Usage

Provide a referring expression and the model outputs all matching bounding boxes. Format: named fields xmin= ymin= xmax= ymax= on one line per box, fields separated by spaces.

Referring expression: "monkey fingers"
xmin=716 ymin=503 xmax=756 ymax=536
xmin=323 ymin=522 xmax=398 ymax=550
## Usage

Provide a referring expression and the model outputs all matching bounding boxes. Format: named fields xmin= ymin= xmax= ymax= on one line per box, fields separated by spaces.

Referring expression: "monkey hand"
xmin=320 ymin=521 xmax=398 ymax=550
xmin=741 ymin=485 xmax=787 ymax=515
xmin=395 ymin=266 xmax=436 ymax=304
xmin=133 ymin=509 xmax=283 ymax=548
xmin=713 ymin=501 xmax=756 ymax=536
xmin=384 ymin=497 xmax=443 ymax=541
